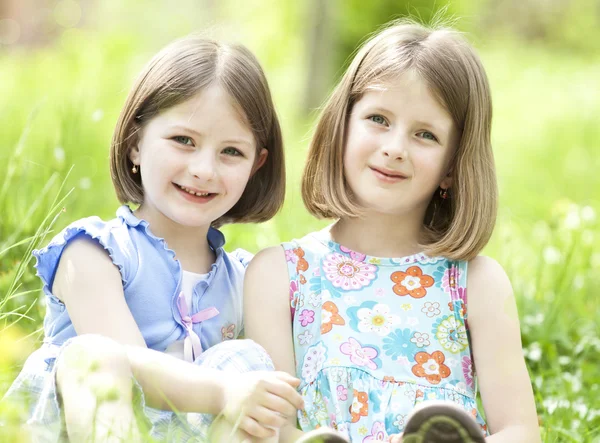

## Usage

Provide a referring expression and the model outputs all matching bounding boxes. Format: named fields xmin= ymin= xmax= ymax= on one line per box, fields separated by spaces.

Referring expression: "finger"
xmin=274 ymin=371 xmax=301 ymax=387
xmin=238 ymin=416 xmax=276 ymax=439
xmin=389 ymin=434 xmax=403 ymax=443
xmin=260 ymin=392 xmax=299 ymax=418
xmin=248 ymin=405 xmax=288 ymax=429
xmin=266 ymin=380 xmax=305 ymax=410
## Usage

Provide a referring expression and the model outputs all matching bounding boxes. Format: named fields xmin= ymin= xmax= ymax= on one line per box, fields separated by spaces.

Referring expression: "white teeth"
xmin=178 ymin=184 xmax=209 ymax=197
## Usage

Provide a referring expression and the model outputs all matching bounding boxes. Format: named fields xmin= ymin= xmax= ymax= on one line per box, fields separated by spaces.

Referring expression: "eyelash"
xmin=417 ymin=131 xmax=439 ymax=143
xmin=172 ymin=135 xmax=194 ymax=146
xmin=367 ymin=117 xmax=439 ymax=143
xmin=222 ymin=147 xmax=243 ymax=157
xmin=368 ymin=114 xmax=388 ymax=126
xmin=172 ymin=136 xmax=244 ymax=157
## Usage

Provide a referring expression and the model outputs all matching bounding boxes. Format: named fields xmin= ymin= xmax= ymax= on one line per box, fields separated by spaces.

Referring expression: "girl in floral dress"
xmin=244 ymin=20 xmax=541 ymax=443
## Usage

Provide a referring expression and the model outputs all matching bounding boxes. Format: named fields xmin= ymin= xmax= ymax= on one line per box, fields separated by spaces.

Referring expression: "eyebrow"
xmin=168 ymin=125 xmax=253 ymax=146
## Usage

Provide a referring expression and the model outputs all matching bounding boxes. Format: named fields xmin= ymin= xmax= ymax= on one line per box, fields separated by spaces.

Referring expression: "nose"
xmin=381 ymin=133 xmax=408 ymax=161
xmin=187 ymin=149 xmax=216 ymax=181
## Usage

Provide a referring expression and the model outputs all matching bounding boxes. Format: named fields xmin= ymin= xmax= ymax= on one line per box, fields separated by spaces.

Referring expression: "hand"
xmin=221 ymin=371 xmax=304 ymax=439
xmin=388 ymin=434 xmax=403 ymax=443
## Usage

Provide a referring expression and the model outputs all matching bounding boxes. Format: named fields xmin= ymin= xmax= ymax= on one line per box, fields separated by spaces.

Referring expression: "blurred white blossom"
xmin=543 ymin=246 xmax=562 ymax=264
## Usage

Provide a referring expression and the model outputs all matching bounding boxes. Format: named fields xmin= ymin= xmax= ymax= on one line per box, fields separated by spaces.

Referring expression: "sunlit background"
xmin=1 ymin=0 xmax=599 ymax=440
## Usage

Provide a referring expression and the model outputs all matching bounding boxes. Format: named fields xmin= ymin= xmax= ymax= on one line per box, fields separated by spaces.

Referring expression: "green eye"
xmin=419 ymin=131 xmax=438 ymax=142
xmin=223 ymin=147 xmax=242 ymax=157
xmin=369 ymin=115 xmax=386 ymax=125
xmin=173 ymin=136 xmax=193 ymax=145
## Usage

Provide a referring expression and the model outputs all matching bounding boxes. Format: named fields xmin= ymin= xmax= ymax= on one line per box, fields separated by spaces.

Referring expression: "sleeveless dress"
xmin=283 ymin=229 xmax=488 ymax=441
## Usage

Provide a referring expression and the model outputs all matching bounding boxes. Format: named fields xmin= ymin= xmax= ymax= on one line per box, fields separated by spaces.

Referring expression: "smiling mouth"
xmin=174 ymin=183 xmax=215 ymax=197
xmin=370 ymin=167 xmax=408 ymax=179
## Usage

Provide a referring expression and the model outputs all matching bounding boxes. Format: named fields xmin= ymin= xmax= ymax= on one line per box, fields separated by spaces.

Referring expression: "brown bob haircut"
xmin=302 ymin=20 xmax=496 ymax=261
xmin=110 ymin=36 xmax=285 ymax=227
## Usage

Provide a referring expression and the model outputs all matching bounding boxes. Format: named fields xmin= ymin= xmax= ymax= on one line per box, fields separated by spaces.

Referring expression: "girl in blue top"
xmin=244 ymin=21 xmax=541 ymax=442
xmin=3 ymin=36 xmax=303 ymax=442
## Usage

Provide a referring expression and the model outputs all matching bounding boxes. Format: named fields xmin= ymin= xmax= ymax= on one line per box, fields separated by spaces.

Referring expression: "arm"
xmin=244 ymin=246 xmax=305 ymax=442
xmin=467 ymin=256 xmax=541 ymax=442
xmin=55 ymin=236 xmax=301 ymax=438
xmin=54 ymin=236 xmax=219 ymax=411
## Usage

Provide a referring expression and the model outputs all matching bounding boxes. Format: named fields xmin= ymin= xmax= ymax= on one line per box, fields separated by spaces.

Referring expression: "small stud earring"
xmin=132 ymin=165 xmax=138 ymax=174
xmin=440 ymin=188 xmax=449 ymax=199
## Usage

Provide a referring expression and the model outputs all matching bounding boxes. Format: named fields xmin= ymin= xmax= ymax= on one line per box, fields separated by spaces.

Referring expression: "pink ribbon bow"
xmin=177 ymin=291 xmax=219 ymax=362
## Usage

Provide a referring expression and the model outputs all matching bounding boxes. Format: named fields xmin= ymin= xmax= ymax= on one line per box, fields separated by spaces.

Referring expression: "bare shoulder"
xmin=54 ymin=234 xmax=122 ymax=300
xmin=59 ymin=234 xmax=115 ymax=265
xmin=467 ymin=255 xmax=515 ymax=323
xmin=244 ymin=245 xmax=289 ymax=301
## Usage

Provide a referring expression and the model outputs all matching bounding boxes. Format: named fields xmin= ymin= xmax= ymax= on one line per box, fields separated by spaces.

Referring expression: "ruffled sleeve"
xmin=230 ymin=248 xmax=254 ymax=269
xmin=32 ymin=216 xmax=137 ymax=305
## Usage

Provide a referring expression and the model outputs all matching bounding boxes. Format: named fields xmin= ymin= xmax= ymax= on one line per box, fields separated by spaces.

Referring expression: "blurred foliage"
xmin=1 ymin=0 xmax=599 ymax=440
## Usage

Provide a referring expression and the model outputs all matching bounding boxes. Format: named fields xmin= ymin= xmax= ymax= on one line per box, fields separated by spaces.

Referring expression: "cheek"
xmin=223 ymin=163 xmax=255 ymax=190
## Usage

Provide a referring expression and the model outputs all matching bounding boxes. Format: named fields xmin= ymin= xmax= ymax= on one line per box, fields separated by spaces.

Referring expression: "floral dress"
xmin=283 ymin=229 xmax=488 ymax=441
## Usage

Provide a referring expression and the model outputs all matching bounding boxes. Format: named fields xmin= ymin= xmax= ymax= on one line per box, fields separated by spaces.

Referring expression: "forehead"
xmin=159 ymin=84 xmax=253 ymax=137
xmin=359 ymin=71 xmax=454 ymax=129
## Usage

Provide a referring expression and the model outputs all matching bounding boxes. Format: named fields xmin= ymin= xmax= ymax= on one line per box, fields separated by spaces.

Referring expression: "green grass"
xmin=0 ymin=24 xmax=598 ymax=443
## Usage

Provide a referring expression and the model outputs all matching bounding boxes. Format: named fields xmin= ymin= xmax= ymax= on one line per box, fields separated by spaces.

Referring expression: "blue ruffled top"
xmin=34 ymin=205 xmax=250 ymax=352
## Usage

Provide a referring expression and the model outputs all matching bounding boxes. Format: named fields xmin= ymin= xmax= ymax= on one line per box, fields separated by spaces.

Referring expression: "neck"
xmin=331 ymin=211 xmax=425 ymax=258
xmin=134 ymin=205 xmax=215 ymax=274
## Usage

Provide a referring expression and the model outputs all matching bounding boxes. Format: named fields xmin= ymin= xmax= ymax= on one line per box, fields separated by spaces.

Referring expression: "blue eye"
xmin=222 ymin=147 xmax=243 ymax=157
xmin=173 ymin=136 xmax=193 ymax=146
xmin=368 ymin=115 xmax=387 ymax=125
xmin=418 ymin=131 xmax=438 ymax=142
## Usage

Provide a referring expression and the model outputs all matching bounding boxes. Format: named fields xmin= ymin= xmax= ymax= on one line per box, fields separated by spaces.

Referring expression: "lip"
xmin=173 ymin=183 xmax=218 ymax=203
xmin=369 ymin=166 xmax=408 ymax=183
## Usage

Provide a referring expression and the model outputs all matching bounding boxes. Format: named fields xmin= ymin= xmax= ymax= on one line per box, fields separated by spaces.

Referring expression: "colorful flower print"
xmin=290 ymin=279 xmax=299 ymax=304
xmin=301 ymin=341 xmax=327 ymax=383
xmin=293 ymin=247 xmax=309 ymax=272
xmin=421 ymin=301 xmax=441 ymax=318
xmin=393 ymin=414 xmax=407 ymax=431
xmin=357 ymin=303 xmax=399 ymax=336
xmin=298 ymin=330 xmax=314 ymax=346
xmin=382 ymin=328 xmax=420 ymax=360
xmin=410 ymin=331 xmax=431 ymax=348
xmin=337 ymin=385 xmax=348 ymax=401
xmin=374 ymin=288 xmax=385 ymax=297
xmin=363 ymin=421 xmax=387 ymax=441
xmin=329 ymin=367 xmax=349 ymax=384
xmin=412 ymin=351 xmax=451 ymax=384
xmin=369 ymin=390 xmax=382 ymax=413
xmin=441 ymin=264 xmax=462 ymax=294
xmin=308 ymin=292 xmax=322 ymax=307
xmin=433 ymin=315 xmax=468 ymax=353
xmin=323 ymin=253 xmax=377 ymax=290
xmin=340 ymin=245 xmax=367 ymax=262
xmin=462 ymin=356 xmax=474 ymax=389
xmin=221 ymin=323 xmax=235 ymax=340
xmin=298 ymin=309 xmax=315 ymax=327
xmin=391 ymin=266 xmax=434 ymax=298
xmin=285 ymin=249 xmax=298 ymax=264
xmin=321 ymin=301 xmax=345 ymax=334
xmin=340 ymin=337 xmax=381 ymax=370
xmin=454 ymin=286 xmax=467 ymax=304
xmin=350 ymin=390 xmax=369 ymax=423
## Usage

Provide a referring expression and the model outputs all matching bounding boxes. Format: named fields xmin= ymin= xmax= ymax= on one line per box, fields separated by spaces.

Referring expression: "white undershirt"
xmin=164 ymin=270 xmax=207 ymax=359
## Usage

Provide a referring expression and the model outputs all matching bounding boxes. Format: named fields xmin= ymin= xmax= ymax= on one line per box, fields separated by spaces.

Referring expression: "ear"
xmin=128 ymin=142 xmax=141 ymax=166
xmin=251 ymin=148 xmax=268 ymax=176
xmin=440 ymin=171 xmax=453 ymax=190
xmin=128 ymin=125 xmax=142 ymax=165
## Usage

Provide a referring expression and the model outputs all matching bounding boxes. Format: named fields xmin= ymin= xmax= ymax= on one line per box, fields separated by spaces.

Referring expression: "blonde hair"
xmin=302 ymin=20 xmax=496 ymax=260
xmin=110 ymin=36 xmax=285 ymax=227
